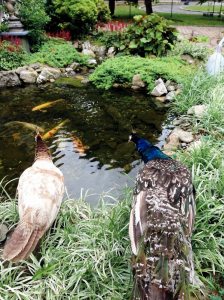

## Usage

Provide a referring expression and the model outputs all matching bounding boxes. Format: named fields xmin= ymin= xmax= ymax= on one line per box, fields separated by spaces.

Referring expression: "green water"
xmin=0 ymin=80 xmax=169 ymax=204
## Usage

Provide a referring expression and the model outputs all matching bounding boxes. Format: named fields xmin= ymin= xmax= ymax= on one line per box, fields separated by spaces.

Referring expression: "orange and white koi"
xmin=72 ymin=135 xmax=89 ymax=154
xmin=42 ymin=119 xmax=69 ymax=140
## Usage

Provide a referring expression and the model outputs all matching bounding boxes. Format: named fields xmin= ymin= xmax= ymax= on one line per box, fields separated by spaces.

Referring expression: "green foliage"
xmin=18 ymin=0 xmax=50 ymax=51
xmin=90 ymin=55 xmax=195 ymax=90
xmin=52 ymin=0 xmax=110 ymax=36
xmin=26 ymin=39 xmax=89 ymax=68
xmin=0 ymin=41 xmax=27 ymax=71
xmin=171 ymin=40 xmax=211 ymax=61
xmin=0 ymin=21 xmax=9 ymax=33
xmin=0 ymin=189 xmax=132 ymax=299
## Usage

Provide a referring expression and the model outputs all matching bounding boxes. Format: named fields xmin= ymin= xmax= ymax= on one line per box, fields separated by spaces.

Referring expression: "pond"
xmin=0 ymin=79 xmax=169 ymax=205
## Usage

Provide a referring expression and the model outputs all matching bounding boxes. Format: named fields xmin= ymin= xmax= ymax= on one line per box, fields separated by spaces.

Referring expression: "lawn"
xmin=114 ymin=4 xmax=224 ymax=26
xmin=183 ymin=4 xmax=224 ymax=13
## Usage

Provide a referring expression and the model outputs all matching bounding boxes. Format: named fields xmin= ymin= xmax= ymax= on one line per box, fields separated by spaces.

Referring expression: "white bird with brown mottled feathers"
xmin=3 ymin=132 xmax=64 ymax=262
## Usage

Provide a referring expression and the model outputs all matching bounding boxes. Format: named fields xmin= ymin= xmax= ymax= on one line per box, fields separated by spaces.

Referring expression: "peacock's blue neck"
xmin=135 ymin=138 xmax=170 ymax=163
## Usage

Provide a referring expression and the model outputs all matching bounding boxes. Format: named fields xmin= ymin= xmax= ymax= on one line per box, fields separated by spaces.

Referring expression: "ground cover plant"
xmin=183 ymin=4 xmax=224 ymax=13
xmin=26 ymin=38 xmax=89 ymax=68
xmin=89 ymin=55 xmax=195 ymax=90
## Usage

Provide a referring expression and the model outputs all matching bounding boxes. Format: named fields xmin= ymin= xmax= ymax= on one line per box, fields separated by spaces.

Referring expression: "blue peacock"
xmin=129 ymin=133 xmax=196 ymax=300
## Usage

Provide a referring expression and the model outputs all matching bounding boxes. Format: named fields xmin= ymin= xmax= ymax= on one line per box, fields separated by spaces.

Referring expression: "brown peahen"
xmin=3 ymin=132 xmax=64 ymax=262
xmin=129 ymin=133 xmax=196 ymax=300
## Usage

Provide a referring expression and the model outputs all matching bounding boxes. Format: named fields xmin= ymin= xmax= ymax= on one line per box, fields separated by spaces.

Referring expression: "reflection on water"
xmin=0 ymin=81 xmax=169 ymax=204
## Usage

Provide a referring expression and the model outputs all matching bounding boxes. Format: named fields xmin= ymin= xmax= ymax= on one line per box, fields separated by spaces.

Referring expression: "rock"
xmin=87 ymin=58 xmax=97 ymax=65
xmin=181 ymin=54 xmax=195 ymax=65
xmin=155 ymin=78 xmax=164 ymax=85
xmin=165 ymin=80 xmax=171 ymax=87
xmin=107 ymin=47 xmax=116 ymax=58
xmin=155 ymin=96 xmax=166 ymax=102
xmin=131 ymin=74 xmax=145 ymax=90
xmin=28 ymin=63 xmax=44 ymax=70
xmin=172 ymin=127 xmax=194 ymax=143
xmin=81 ymin=78 xmax=90 ymax=84
xmin=163 ymin=132 xmax=180 ymax=155
xmin=70 ymin=62 xmax=80 ymax=71
xmin=15 ymin=66 xmax=28 ymax=75
xmin=49 ymin=78 xmax=55 ymax=83
xmin=82 ymin=41 xmax=92 ymax=50
xmin=175 ymin=89 xmax=181 ymax=96
xmin=165 ymin=91 xmax=176 ymax=101
xmin=187 ymin=140 xmax=202 ymax=151
xmin=37 ymin=67 xmax=61 ymax=84
xmin=151 ymin=80 xmax=167 ymax=97
xmin=0 ymin=71 xmax=21 ymax=87
xmin=0 ymin=223 xmax=8 ymax=242
xmin=187 ymin=105 xmax=208 ymax=118
xmin=93 ymin=45 xmax=106 ymax=58
xmin=20 ymin=69 xmax=38 ymax=83
xmin=65 ymin=67 xmax=75 ymax=76
xmin=167 ymin=85 xmax=175 ymax=92
xmin=82 ymin=49 xmax=96 ymax=57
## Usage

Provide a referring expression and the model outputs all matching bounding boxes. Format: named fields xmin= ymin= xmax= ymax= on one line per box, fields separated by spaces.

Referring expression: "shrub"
xmin=116 ymin=14 xmax=178 ymax=57
xmin=18 ymin=0 xmax=50 ymax=51
xmin=51 ymin=0 xmax=110 ymax=36
xmin=90 ymin=55 xmax=195 ymax=90
xmin=26 ymin=38 xmax=89 ymax=68
xmin=171 ymin=40 xmax=211 ymax=61
xmin=0 ymin=40 xmax=27 ymax=70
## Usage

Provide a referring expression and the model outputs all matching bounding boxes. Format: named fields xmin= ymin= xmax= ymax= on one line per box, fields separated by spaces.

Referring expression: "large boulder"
xmin=82 ymin=49 xmax=96 ymax=57
xmin=37 ymin=67 xmax=61 ymax=84
xmin=132 ymin=74 xmax=145 ymax=90
xmin=0 ymin=71 xmax=21 ymax=87
xmin=151 ymin=78 xmax=168 ymax=96
xmin=20 ymin=69 xmax=38 ymax=83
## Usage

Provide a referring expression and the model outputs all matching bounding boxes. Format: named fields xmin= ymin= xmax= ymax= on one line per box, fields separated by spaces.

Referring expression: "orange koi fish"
xmin=42 ymin=119 xmax=69 ymax=140
xmin=72 ymin=135 xmax=89 ymax=154
xmin=32 ymin=99 xmax=65 ymax=111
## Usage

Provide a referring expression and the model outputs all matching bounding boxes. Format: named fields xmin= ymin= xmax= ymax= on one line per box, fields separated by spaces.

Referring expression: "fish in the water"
xmin=4 ymin=121 xmax=45 ymax=133
xmin=42 ymin=119 xmax=69 ymax=140
xmin=72 ymin=135 xmax=89 ymax=154
xmin=32 ymin=99 xmax=65 ymax=111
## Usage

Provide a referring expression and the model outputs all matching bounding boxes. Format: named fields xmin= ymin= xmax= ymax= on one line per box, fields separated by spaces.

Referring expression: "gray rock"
xmin=155 ymin=78 xmax=164 ymax=85
xmin=107 ymin=47 xmax=116 ymax=58
xmin=0 ymin=71 xmax=21 ymax=87
xmin=82 ymin=41 xmax=92 ymax=50
xmin=187 ymin=140 xmax=202 ymax=151
xmin=172 ymin=127 xmax=194 ymax=143
xmin=0 ymin=223 xmax=8 ymax=242
xmin=70 ymin=62 xmax=80 ymax=71
xmin=155 ymin=96 xmax=166 ymax=103
xmin=82 ymin=49 xmax=96 ymax=57
xmin=20 ymin=69 xmax=38 ymax=83
xmin=167 ymin=85 xmax=176 ymax=92
xmin=28 ymin=63 xmax=44 ymax=70
xmin=93 ymin=45 xmax=106 ymax=58
xmin=37 ymin=67 xmax=61 ymax=84
xmin=131 ymin=74 xmax=145 ymax=89
xmin=151 ymin=81 xmax=168 ymax=97
xmin=165 ymin=91 xmax=176 ymax=101
xmin=165 ymin=80 xmax=171 ymax=87
xmin=15 ymin=66 xmax=28 ymax=75
xmin=87 ymin=58 xmax=97 ymax=65
xmin=187 ymin=105 xmax=208 ymax=118
xmin=81 ymin=78 xmax=90 ymax=84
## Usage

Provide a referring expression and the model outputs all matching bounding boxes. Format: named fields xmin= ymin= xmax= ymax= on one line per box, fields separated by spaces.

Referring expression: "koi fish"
xmin=42 ymin=119 xmax=69 ymax=140
xmin=32 ymin=99 xmax=65 ymax=111
xmin=4 ymin=121 xmax=45 ymax=133
xmin=72 ymin=135 xmax=89 ymax=154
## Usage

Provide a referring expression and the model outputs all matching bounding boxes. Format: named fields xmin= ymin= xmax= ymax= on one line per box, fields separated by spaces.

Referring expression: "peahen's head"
xmin=129 ymin=133 xmax=170 ymax=163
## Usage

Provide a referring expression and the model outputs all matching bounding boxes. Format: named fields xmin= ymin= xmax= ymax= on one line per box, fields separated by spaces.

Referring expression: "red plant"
xmin=47 ymin=30 xmax=71 ymax=41
xmin=96 ymin=21 xmax=129 ymax=32
xmin=0 ymin=35 xmax=22 ymax=46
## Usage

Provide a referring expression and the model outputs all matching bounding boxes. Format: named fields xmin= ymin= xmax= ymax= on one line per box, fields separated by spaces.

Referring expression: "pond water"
xmin=0 ymin=79 xmax=169 ymax=205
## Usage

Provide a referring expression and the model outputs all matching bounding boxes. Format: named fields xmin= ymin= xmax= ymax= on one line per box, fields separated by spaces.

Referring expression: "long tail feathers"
xmin=3 ymin=221 xmax=45 ymax=262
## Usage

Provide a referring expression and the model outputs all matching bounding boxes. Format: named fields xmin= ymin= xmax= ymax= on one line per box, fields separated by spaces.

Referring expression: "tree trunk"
xmin=109 ymin=0 xmax=115 ymax=16
xmin=144 ymin=0 xmax=153 ymax=14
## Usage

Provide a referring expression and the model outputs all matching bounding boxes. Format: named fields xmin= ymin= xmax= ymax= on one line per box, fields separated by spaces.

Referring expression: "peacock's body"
xmin=129 ymin=133 xmax=196 ymax=300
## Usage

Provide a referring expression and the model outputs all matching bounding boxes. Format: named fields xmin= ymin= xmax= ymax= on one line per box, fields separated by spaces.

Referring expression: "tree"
xmin=145 ymin=0 xmax=153 ymax=14
xmin=109 ymin=0 xmax=115 ymax=16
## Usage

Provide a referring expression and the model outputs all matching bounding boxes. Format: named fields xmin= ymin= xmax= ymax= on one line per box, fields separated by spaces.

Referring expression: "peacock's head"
xmin=128 ymin=132 xmax=139 ymax=144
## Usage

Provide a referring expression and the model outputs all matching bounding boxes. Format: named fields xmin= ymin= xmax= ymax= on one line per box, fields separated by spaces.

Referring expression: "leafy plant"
xmin=90 ymin=55 xmax=195 ymax=90
xmin=17 ymin=0 xmax=50 ymax=51
xmin=116 ymin=14 xmax=178 ymax=57
xmin=171 ymin=40 xmax=211 ymax=61
xmin=52 ymin=0 xmax=110 ymax=36
xmin=0 ymin=40 xmax=27 ymax=70
xmin=26 ymin=38 xmax=89 ymax=68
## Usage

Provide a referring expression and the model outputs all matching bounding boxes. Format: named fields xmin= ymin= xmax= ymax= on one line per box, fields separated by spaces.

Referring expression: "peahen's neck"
xmin=135 ymin=138 xmax=170 ymax=163
xmin=35 ymin=135 xmax=51 ymax=161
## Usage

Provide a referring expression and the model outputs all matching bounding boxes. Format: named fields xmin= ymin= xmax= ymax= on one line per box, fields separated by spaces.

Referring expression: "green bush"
xmin=26 ymin=38 xmax=89 ymax=68
xmin=90 ymin=55 xmax=195 ymax=90
xmin=52 ymin=0 xmax=110 ymax=36
xmin=171 ymin=40 xmax=211 ymax=61
xmin=116 ymin=14 xmax=178 ymax=56
xmin=0 ymin=41 xmax=27 ymax=70
xmin=18 ymin=0 xmax=50 ymax=51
